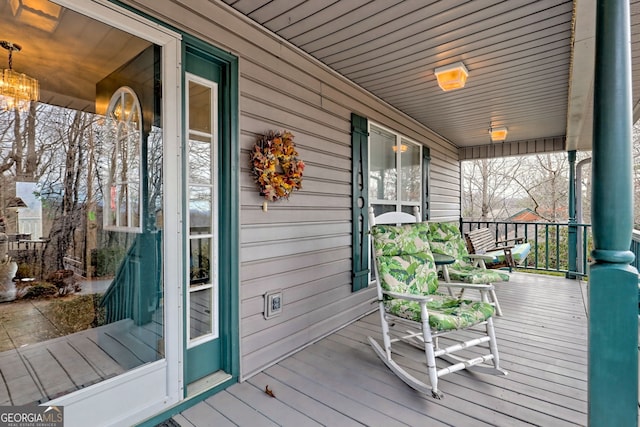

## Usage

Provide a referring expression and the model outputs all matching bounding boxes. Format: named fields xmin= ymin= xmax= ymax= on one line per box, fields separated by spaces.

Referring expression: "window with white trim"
xmin=369 ymin=123 xmax=423 ymax=217
xmin=104 ymin=86 xmax=143 ymax=232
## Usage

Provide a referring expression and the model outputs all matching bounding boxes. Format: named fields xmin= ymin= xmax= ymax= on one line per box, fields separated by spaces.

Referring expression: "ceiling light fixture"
xmin=0 ymin=40 xmax=39 ymax=112
xmin=434 ymin=62 xmax=469 ymax=91
xmin=489 ymin=126 xmax=508 ymax=142
xmin=9 ymin=0 xmax=62 ymax=33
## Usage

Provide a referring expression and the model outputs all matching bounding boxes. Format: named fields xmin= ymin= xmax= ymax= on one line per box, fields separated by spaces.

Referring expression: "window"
xmin=104 ymin=86 xmax=143 ymax=232
xmin=351 ymin=114 xmax=430 ymax=291
xmin=186 ymin=74 xmax=219 ymax=345
xmin=369 ymin=123 xmax=423 ymax=217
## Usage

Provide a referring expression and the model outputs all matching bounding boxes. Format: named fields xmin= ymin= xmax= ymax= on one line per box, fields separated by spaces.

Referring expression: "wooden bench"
xmin=465 ymin=228 xmax=530 ymax=271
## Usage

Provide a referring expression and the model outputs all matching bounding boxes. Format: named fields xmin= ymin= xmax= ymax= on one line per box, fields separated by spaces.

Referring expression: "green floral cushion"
xmin=384 ymin=294 xmax=495 ymax=331
xmin=427 ymin=222 xmax=471 ymax=268
xmin=427 ymin=222 xmax=509 ymax=283
xmin=448 ymin=265 xmax=510 ymax=283
xmin=371 ymin=222 xmax=438 ymax=295
xmin=371 ymin=222 xmax=431 ymax=256
xmin=375 ymin=253 xmax=439 ymax=295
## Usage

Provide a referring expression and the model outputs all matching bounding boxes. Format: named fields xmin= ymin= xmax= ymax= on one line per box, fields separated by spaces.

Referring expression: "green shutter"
xmin=422 ymin=147 xmax=431 ymax=220
xmin=351 ymin=113 xmax=369 ymax=292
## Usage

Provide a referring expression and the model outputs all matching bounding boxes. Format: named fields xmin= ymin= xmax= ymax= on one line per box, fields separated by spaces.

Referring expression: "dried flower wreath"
xmin=249 ymin=130 xmax=305 ymax=202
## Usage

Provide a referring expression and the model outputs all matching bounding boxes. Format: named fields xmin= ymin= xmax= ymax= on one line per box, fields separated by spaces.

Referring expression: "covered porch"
xmin=172 ymin=273 xmax=588 ymax=427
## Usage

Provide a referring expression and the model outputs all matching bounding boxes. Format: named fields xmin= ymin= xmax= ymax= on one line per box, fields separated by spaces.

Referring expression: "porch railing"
xmin=100 ymin=231 xmax=162 ymax=325
xmin=631 ymin=230 xmax=640 ymax=272
xmin=460 ymin=220 xmax=592 ymax=277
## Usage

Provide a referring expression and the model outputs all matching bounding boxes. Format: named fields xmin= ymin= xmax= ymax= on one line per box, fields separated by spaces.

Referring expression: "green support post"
xmin=567 ymin=150 xmax=577 ymax=278
xmin=590 ymin=1 xmax=638 ymax=425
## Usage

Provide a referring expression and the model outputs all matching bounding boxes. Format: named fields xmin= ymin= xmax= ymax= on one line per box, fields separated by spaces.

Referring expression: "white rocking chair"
xmin=367 ymin=208 xmax=506 ymax=398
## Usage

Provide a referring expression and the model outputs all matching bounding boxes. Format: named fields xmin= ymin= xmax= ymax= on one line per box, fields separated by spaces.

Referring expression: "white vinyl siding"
xmin=122 ymin=0 xmax=461 ymax=379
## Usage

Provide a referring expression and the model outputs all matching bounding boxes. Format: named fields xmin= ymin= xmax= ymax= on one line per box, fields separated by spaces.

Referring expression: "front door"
xmin=185 ymin=64 xmax=221 ymax=385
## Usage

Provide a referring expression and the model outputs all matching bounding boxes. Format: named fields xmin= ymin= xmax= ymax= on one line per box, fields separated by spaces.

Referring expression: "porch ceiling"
xmin=3 ymin=1 xmax=640 ymax=157
xmin=224 ymin=0 xmax=640 ymax=155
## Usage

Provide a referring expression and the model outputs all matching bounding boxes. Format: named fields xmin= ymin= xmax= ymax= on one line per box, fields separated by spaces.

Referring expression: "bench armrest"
xmin=496 ymin=237 xmax=525 ymax=245
xmin=466 ymin=253 xmax=495 ymax=261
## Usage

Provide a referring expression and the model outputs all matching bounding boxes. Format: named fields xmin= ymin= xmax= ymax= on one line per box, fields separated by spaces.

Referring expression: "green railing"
xmin=631 ymin=230 xmax=640 ymax=273
xmin=460 ymin=220 xmax=592 ymax=277
xmin=100 ymin=231 xmax=162 ymax=325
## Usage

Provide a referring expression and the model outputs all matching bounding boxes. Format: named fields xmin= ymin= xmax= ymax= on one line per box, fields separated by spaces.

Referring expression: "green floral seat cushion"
xmin=427 ymin=222 xmax=509 ymax=283
xmin=371 ymin=222 xmax=438 ymax=295
xmin=384 ymin=294 xmax=495 ymax=331
xmin=447 ymin=265 xmax=510 ymax=283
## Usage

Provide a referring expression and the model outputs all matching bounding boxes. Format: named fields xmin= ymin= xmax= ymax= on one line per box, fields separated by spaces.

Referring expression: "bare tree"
xmin=462 ymin=158 xmax=523 ymax=220
xmin=462 ymin=152 xmax=583 ymax=223
xmin=41 ymin=109 xmax=93 ymax=271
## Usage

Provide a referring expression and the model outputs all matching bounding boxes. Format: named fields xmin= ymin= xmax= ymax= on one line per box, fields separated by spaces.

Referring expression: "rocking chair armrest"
xmin=438 ymin=282 xmax=495 ymax=291
xmin=382 ymin=290 xmax=433 ymax=302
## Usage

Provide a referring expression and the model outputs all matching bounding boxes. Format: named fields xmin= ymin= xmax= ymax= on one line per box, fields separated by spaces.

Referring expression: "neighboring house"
xmin=507 ymin=208 xmax=544 ymax=223
xmin=506 ymin=208 xmax=545 ymax=240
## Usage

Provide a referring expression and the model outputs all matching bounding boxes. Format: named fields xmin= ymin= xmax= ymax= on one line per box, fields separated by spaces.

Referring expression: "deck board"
xmin=39 ymin=341 xmax=102 ymax=390
xmin=226 ymin=381 xmax=323 ymax=427
xmin=291 ymin=337 xmax=493 ymax=426
xmin=246 ymin=372 xmax=364 ymax=427
xmin=66 ymin=334 xmax=124 ymax=379
xmin=170 ymin=272 xmax=590 ymax=426
xmin=178 ymin=398 xmax=236 ymax=427
xmin=204 ymin=391 xmax=281 ymax=426
xmin=0 ymin=315 xmax=159 ymax=405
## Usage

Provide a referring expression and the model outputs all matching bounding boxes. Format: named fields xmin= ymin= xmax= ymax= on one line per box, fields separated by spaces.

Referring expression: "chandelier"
xmin=0 ymin=40 xmax=39 ymax=112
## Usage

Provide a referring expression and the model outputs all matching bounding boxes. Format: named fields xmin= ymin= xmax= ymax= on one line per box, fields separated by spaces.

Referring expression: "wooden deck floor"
xmin=173 ymin=272 xmax=589 ymax=427
xmin=0 ymin=315 xmax=163 ymax=405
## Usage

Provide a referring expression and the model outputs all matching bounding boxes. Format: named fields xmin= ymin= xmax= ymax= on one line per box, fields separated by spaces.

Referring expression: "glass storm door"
xmin=185 ymin=73 xmax=220 ymax=384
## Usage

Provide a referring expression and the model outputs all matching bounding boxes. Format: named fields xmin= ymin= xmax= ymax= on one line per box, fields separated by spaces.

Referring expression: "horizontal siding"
xmin=124 ymin=0 xmax=461 ymax=380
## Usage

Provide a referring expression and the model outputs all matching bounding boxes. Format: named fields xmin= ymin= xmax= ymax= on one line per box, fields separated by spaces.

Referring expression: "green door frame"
xmin=182 ymin=35 xmax=240 ymax=393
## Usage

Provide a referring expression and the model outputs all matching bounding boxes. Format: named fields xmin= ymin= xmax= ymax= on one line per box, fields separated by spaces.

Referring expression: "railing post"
xmin=567 ymin=150 xmax=578 ymax=278
xmin=576 ymin=158 xmax=592 ymax=274
xmin=590 ymin=1 xmax=638 ymax=425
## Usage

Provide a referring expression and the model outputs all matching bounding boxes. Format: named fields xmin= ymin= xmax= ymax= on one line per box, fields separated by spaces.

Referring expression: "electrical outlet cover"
xmin=264 ymin=290 xmax=282 ymax=319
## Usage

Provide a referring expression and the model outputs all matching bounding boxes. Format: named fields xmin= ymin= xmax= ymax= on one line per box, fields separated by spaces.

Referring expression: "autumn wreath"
xmin=249 ymin=130 xmax=305 ymax=202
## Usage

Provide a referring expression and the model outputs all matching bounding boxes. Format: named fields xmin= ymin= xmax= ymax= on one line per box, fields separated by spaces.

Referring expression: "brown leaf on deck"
xmin=265 ymin=385 xmax=276 ymax=398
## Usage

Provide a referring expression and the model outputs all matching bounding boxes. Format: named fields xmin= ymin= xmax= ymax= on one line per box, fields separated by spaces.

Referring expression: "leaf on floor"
xmin=265 ymin=385 xmax=276 ymax=398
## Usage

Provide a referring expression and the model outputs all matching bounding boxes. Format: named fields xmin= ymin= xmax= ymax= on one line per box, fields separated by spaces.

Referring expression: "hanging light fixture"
xmin=434 ymin=62 xmax=469 ymax=91
xmin=489 ymin=126 xmax=508 ymax=142
xmin=0 ymin=40 xmax=39 ymax=112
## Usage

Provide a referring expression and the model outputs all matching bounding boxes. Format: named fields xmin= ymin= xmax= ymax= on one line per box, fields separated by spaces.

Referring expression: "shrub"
xmin=21 ymin=282 xmax=58 ymax=299
xmin=43 ymin=294 xmax=103 ymax=334
xmin=91 ymin=247 xmax=126 ymax=277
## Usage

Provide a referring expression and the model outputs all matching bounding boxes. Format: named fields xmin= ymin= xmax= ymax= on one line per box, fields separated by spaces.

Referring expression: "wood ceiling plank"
xmin=302 ymin=0 xmax=434 ymax=55
xmin=277 ymin=0 xmax=369 ymax=41
xmin=247 ymin=0 xmax=307 ymax=24
xmin=341 ymin=16 xmax=571 ymax=80
xmin=326 ymin=0 xmax=570 ymax=71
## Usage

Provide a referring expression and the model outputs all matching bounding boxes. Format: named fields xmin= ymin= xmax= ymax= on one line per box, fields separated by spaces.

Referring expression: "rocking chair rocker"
xmin=367 ymin=208 xmax=506 ymax=398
